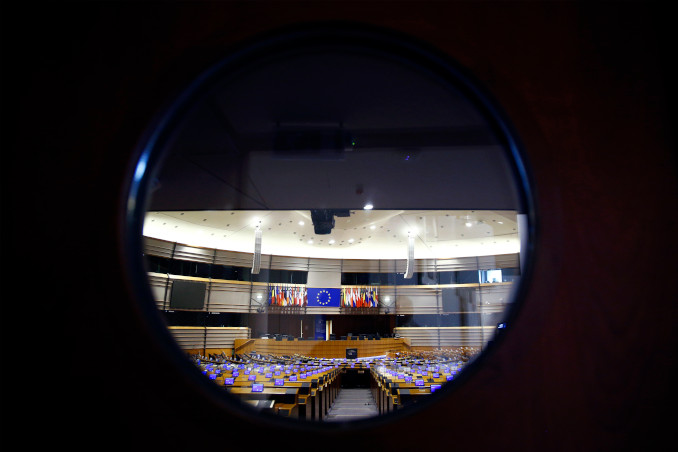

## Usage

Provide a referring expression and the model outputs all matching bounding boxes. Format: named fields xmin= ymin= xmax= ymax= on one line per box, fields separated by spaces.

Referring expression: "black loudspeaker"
xmin=404 ymin=235 xmax=414 ymax=279
xmin=346 ymin=348 xmax=358 ymax=359
xmin=252 ymin=227 xmax=262 ymax=274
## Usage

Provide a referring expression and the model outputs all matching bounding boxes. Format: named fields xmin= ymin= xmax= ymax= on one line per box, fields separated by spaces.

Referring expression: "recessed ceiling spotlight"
xmin=363 ymin=203 xmax=373 ymax=210
xmin=463 ymin=215 xmax=474 ymax=227
xmin=329 ymin=239 xmax=335 ymax=244
xmin=348 ymin=238 xmax=354 ymax=243
xmin=298 ymin=221 xmax=305 ymax=226
xmin=370 ymin=225 xmax=376 ymax=230
xmin=307 ymin=239 xmax=313 ymax=244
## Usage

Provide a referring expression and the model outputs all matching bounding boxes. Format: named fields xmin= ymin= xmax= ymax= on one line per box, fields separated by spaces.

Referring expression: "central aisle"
xmin=324 ymin=388 xmax=378 ymax=422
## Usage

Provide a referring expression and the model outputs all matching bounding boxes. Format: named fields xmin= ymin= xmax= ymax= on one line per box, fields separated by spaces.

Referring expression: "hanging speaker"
xmin=404 ymin=235 xmax=414 ymax=279
xmin=252 ymin=227 xmax=262 ymax=274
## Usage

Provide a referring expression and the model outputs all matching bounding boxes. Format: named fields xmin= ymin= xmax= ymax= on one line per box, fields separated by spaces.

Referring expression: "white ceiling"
xmin=143 ymin=209 xmax=520 ymax=259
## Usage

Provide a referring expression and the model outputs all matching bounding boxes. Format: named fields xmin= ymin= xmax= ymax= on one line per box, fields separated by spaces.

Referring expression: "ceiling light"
xmin=370 ymin=225 xmax=376 ymax=230
xmin=307 ymin=239 xmax=313 ymax=244
xmin=463 ymin=215 xmax=474 ymax=227
xmin=298 ymin=221 xmax=305 ymax=226
xmin=348 ymin=238 xmax=354 ymax=243
xmin=329 ymin=239 xmax=335 ymax=244
xmin=404 ymin=235 xmax=414 ymax=279
xmin=363 ymin=203 xmax=373 ymax=210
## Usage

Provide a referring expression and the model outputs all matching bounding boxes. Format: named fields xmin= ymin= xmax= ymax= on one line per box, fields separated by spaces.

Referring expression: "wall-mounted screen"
xmin=169 ymin=280 xmax=206 ymax=310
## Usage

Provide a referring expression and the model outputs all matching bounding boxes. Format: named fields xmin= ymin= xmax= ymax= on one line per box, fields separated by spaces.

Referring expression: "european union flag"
xmin=307 ymin=288 xmax=341 ymax=307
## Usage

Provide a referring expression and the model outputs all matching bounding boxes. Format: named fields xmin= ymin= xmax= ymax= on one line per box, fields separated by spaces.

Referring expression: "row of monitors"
xmin=206 ymin=361 xmax=460 ymax=377
xmin=212 ymin=373 xmax=317 ymax=383
xmin=225 ymin=380 xmax=445 ymax=393
xmin=204 ymin=363 xmax=337 ymax=382
xmin=212 ymin=371 xmax=453 ymax=387
xmin=203 ymin=358 xmax=462 ymax=382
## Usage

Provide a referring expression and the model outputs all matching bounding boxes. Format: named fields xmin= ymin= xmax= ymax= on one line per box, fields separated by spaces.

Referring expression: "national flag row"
xmin=341 ymin=286 xmax=379 ymax=308
xmin=268 ymin=285 xmax=380 ymax=308
xmin=269 ymin=285 xmax=307 ymax=307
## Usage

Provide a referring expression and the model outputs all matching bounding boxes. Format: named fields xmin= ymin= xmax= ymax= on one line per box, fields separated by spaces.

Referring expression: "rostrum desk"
xmin=234 ymin=337 xmax=408 ymax=359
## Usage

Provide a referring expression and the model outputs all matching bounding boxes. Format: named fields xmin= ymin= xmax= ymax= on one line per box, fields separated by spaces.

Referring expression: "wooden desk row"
xmin=203 ymin=364 xmax=342 ymax=420
xmin=370 ymin=366 xmax=461 ymax=414
xmin=198 ymin=357 xmax=465 ymax=420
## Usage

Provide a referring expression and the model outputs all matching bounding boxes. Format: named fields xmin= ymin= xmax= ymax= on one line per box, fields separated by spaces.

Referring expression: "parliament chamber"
xmin=144 ymin=234 xmax=518 ymax=421
xmin=191 ymin=347 xmax=476 ymax=421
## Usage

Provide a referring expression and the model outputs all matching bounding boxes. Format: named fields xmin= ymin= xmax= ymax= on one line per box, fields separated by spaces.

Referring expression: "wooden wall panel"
xmin=10 ymin=2 xmax=676 ymax=451
xmin=235 ymin=338 xmax=408 ymax=359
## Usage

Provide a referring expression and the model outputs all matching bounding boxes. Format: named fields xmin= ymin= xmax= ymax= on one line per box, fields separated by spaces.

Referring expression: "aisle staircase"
xmin=325 ymin=388 xmax=378 ymax=422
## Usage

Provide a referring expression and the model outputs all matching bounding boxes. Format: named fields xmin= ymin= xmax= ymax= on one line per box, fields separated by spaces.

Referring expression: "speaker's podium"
xmin=346 ymin=348 xmax=358 ymax=359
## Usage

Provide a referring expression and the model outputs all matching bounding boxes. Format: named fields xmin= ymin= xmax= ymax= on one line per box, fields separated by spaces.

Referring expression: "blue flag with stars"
xmin=307 ymin=288 xmax=341 ymax=307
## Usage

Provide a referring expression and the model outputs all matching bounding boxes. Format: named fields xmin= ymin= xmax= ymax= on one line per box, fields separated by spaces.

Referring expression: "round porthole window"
xmin=124 ymin=23 xmax=535 ymax=428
